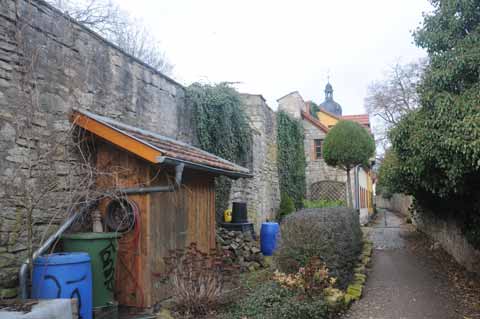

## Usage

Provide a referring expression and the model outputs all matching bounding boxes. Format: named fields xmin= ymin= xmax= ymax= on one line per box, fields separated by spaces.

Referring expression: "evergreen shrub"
xmin=276 ymin=208 xmax=362 ymax=289
xmin=303 ymin=199 xmax=346 ymax=209
xmin=278 ymin=193 xmax=295 ymax=221
xmin=223 ymin=282 xmax=329 ymax=319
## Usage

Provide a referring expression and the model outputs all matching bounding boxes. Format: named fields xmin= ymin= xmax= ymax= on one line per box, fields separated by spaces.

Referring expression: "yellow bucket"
xmin=224 ymin=209 xmax=232 ymax=223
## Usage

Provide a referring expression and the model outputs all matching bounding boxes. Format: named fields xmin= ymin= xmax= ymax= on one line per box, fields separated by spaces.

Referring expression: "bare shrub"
xmin=273 ymin=256 xmax=335 ymax=298
xmin=276 ymin=208 xmax=362 ymax=289
xmin=163 ymin=243 xmax=238 ymax=316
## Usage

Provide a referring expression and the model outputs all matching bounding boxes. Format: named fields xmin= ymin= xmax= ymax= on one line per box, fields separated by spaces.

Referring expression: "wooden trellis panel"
xmin=310 ymin=180 xmax=346 ymax=202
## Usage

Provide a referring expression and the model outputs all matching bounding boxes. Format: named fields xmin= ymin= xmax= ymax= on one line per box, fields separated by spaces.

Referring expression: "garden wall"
xmin=0 ymin=0 xmax=192 ymax=297
xmin=376 ymin=193 xmax=413 ymax=216
xmin=229 ymin=94 xmax=280 ymax=232
xmin=414 ymin=209 xmax=480 ymax=274
xmin=378 ymin=194 xmax=480 ymax=273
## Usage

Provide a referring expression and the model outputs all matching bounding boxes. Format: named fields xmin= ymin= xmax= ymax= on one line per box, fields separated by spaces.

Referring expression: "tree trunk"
xmin=346 ymin=168 xmax=353 ymax=208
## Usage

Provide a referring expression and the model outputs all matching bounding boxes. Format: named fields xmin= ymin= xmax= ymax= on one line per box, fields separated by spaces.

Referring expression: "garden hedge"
xmin=276 ymin=207 xmax=363 ymax=289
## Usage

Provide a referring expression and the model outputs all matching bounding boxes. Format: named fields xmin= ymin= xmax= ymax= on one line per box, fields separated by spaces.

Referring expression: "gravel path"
xmin=342 ymin=210 xmax=470 ymax=319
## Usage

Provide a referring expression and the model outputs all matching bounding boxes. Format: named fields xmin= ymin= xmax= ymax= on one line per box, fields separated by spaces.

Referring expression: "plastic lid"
xmin=62 ymin=232 xmax=121 ymax=240
xmin=34 ymin=252 xmax=91 ymax=265
xmin=262 ymin=222 xmax=279 ymax=225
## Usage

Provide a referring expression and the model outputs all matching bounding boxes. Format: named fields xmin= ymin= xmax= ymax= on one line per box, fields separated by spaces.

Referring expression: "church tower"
xmin=319 ymin=82 xmax=343 ymax=116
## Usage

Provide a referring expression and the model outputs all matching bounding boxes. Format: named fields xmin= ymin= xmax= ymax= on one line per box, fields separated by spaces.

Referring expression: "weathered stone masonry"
xmin=0 ymin=0 xmax=192 ymax=297
xmin=0 ymin=0 xmax=281 ymax=296
xmin=303 ymin=119 xmax=347 ymax=199
xmin=230 ymin=94 xmax=280 ymax=232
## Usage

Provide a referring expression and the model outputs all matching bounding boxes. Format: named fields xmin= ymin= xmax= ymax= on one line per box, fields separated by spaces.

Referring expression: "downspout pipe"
xmin=20 ymin=164 xmax=185 ymax=298
xmin=19 ymin=206 xmax=88 ymax=299
xmin=118 ymin=163 xmax=184 ymax=195
xmin=355 ymin=166 xmax=360 ymax=211
xmin=20 ymin=164 xmax=185 ymax=297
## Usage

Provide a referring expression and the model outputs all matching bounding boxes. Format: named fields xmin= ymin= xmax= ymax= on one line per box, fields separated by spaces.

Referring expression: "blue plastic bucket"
xmin=260 ymin=222 xmax=280 ymax=256
xmin=32 ymin=252 xmax=93 ymax=319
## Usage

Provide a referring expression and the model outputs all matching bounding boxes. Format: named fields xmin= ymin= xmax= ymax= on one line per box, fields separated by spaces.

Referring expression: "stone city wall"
xmin=0 ymin=0 xmax=283 ymax=297
xmin=0 ymin=0 xmax=193 ymax=297
xmin=229 ymin=94 xmax=280 ymax=233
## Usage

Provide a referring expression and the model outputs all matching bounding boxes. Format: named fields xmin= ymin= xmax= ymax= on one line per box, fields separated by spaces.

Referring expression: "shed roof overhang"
xmin=71 ymin=109 xmax=252 ymax=179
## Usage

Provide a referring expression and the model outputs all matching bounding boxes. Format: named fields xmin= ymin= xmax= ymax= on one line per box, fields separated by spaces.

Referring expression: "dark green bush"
xmin=276 ymin=208 xmax=363 ymax=289
xmin=278 ymin=193 xmax=295 ymax=221
xmin=385 ymin=0 xmax=480 ymax=248
xmin=223 ymin=282 xmax=329 ymax=319
xmin=303 ymin=199 xmax=345 ymax=209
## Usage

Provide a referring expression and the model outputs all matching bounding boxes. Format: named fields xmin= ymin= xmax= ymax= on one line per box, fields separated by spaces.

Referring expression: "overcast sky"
xmin=115 ymin=0 xmax=431 ymax=115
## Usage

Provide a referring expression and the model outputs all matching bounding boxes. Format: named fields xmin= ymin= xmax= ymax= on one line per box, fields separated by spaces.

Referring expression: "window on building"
xmin=314 ymin=139 xmax=323 ymax=159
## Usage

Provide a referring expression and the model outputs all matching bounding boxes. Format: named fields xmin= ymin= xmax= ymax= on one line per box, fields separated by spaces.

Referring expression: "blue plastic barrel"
xmin=260 ymin=222 xmax=280 ymax=256
xmin=32 ymin=252 xmax=93 ymax=319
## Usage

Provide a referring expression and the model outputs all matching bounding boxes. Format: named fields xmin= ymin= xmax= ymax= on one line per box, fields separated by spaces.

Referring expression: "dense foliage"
xmin=323 ymin=120 xmax=375 ymax=207
xmin=386 ymin=0 xmax=480 ymax=248
xmin=375 ymin=150 xmax=402 ymax=199
xmin=223 ymin=282 xmax=330 ymax=319
xmin=187 ymin=83 xmax=252 ymax=220
xmin=277 ymin=111 xmax=307 ymax=208
xmin=303 ymin=199 xmax=346 ymax=209
xmin=278 ymin=192 xmax=295 ymax=221
xmin=323 ymin=121 xmax=375 ymax=170
xmin=309 ymin=101 xmax=321 ymax=119
xmin=276 ymin=208 xmax=363 ymax=289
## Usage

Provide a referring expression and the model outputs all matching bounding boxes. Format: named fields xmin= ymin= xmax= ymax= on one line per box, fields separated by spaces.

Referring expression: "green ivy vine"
xmin=277 ymin=111 xmax=306 ymax=209
xmin=186 ymin=83 xmax=252 ymax=221
xmin=309 ymin=101 xmax=321 ymax=119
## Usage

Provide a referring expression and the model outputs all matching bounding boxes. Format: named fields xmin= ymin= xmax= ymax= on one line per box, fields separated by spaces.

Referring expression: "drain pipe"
xmin=118 ymin=163 xmax=184 ymax=195
xmin=19 ymin=164 xmax=185 ymax=298
xmin=19 ymin=206 xmax=88 ymax=299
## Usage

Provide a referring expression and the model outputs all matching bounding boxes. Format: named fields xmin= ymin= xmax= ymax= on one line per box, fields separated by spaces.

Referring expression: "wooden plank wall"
xmin=184 ymin=171 xmax=216 ymax=252
xmin=149 ymin=169 xmax=216 ymax=305
xmin=95 ymin=140 xmax=217 ymax=309
xmin=96 ymin=141 xmax=152 ymax=308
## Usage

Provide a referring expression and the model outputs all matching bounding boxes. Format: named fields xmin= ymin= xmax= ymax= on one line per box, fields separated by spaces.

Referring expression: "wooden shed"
xmin=71 ymin=109 xmax=251 ymax=309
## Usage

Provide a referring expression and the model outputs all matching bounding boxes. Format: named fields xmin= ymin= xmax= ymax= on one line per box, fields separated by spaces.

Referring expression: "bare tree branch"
xmin=364 ymin=59 xmax=426 ymax=157
xmin=46 ymin=0 xmax=174 ymax=75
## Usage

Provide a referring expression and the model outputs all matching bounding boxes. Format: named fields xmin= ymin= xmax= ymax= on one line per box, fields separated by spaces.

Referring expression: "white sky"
xmin=115 ymin=0 xmax=431 ymax=114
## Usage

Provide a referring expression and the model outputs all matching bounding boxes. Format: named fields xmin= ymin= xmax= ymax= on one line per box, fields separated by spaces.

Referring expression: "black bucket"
xmin=232 ymin=202 xmax=248 ymax=223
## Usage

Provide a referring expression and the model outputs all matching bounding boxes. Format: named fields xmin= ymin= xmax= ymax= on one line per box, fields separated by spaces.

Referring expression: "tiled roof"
xmin=301 ymin=110 xmax=329 ymax=133
xmin=342 ymin=114 xmax=370 ymax=128
xmin=303 ymin=102 xmax=371 ymax=133
xmin=71 ymin=109 xmax=251 ymax=178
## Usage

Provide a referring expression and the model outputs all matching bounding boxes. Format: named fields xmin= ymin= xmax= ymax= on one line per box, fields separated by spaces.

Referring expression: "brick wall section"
xmin=229 ymin=94 xmax=280 ymax=233
xmin=0 ymin=0 xmax=194 ymax=296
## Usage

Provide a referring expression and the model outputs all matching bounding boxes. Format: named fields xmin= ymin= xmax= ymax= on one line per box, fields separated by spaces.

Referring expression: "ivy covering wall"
xmin=186 ymin=83 xmax=252 ymax=221
xmin=276 ymin=111 xmax=306 ymax=209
